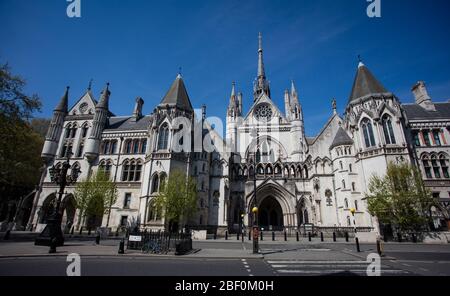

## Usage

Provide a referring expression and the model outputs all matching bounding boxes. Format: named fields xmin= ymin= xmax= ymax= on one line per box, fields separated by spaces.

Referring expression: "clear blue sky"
xmin=1 ymin=0 xmax=450 ymax=136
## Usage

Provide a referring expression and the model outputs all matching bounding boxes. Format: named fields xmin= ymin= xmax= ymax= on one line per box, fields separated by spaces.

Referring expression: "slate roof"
xmin=349 ymin=63 xmax=389 ymax=103
xmin=330 ymin=127 xmax=353 ymax=149
xmin=402 ymin=102 xmax=450 ymax=120
xmin=104 ymin=116 xmax=151 ymax=131
xmin=159 ymin=75 xmax=193 ymax=111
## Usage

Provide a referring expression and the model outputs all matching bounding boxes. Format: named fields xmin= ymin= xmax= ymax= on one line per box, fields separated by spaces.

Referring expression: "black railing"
xmin=126 ymin=229 xmax=192 ymax=254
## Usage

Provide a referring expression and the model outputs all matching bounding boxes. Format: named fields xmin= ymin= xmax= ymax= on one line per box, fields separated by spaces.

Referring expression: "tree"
xmin=153 ymin=169 xmax=197 ymax=231
xmin=366 ymin=162 xmax=436 ymax=232
xmin=0 ymin=63 xmax=43 ymax=220
xmin=74 ymin=171 xmax=118 ymax=229
xmin=30 ymin=118 xmax=51 ymax=138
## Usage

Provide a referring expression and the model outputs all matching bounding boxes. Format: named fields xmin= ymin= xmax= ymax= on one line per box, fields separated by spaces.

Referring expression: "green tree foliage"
xmin=153 ymin=170 xmax=197 ymax=228
xmin=74 ymin=171 xmax=118 ymax=228
xmin=366 ymin=162 xmax=436 ymax=232
xmin=0 ymin=63 xmax=43 ymax=218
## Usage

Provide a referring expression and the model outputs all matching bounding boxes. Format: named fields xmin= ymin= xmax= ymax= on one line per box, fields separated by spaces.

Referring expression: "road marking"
xmin=276 ymin=269 xmax=408 ymax=274
xmin=419 ymin=267 xmax=429 ymax=272
xmin=272 ymin=264 xmax=369 ymax=268
xmin=402 ymin=263 xmax=412 ymax=267
xmin=267 ymin=260 xmax=367 ymax=264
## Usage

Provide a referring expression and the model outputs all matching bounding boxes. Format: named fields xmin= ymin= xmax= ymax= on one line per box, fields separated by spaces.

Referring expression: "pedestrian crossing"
xmin=266 ymin=260 xmax=411 ymax=276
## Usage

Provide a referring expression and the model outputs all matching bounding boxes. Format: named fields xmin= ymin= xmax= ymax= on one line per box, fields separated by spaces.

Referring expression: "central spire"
xmin=254 ymin=32 xmax=270 ymax=101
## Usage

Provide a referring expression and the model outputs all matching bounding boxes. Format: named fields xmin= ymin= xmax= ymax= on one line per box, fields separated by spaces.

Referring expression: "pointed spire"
xmin=231 ymin=81 xmax=236 ymax=97
xmin=55 ymin=86 xmax=69 ymax=113
xmin=349 ymin=61 xmax=388 ymax=103
xmin=159 ymin=74 xmax=193 ymax=111
xmin=87 ymin=79 xmax=93 ymax=91
xmin=332 ymin=98 xmax=337 ymax=115
xmin=257 ymin=32 xmax=265 ymax=78
xmin=291 ymin=80 xmax=297 ymax=97
xmin=96 ymin=82 xmax=110 ymax=110
xmin=357 ymin=55 xmax=364 ymax=68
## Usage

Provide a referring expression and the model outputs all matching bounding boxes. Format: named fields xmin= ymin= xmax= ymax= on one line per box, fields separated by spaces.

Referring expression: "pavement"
xmin=0 ymin=237 xmax=449 ymax=276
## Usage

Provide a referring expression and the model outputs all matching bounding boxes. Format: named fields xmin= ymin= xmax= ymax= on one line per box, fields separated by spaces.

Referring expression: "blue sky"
xmin=1 ymin=0 xmax=450 ymax=136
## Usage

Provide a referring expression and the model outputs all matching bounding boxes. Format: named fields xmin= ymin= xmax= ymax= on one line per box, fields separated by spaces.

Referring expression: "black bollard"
xmin=118 ymin=239 xmax=124 ymax=254
xmin=241 ymin=233 xmax=244 ymax=242
xmin=237 ymin=232 xmax=240 ymax=241
xmin=95 ymin=234 xmax=100 ymax=245
xmin=260 ymin=231 xmax=263 ymax=241
xmin=397 ymin=232 xmax=402 ymax=243
xmin=376 ymin=239 xmax=383 ymax=256
xmin=3 ymin=230 xmax=11 ymax=240
xmin=296 ymin=231 xmax=299 ymax=242
xmin=214 ymin=232 xmax=217 ymax=240
xmin=320 ymin=232 xmax=324 ymax=242
xmin=284 ymin=231 xmax=287 ymax=241
xmin=345 ymin=232 xmax=349 ymax=242
xmin=49 ymin=238 xmax=57 ymax=254
xmin=355 ymin=237 xmax=360 ymax=252
xmin=308 ymin=232 xmax=311 ymax=242
xmin=272 ymin=231 xmax=275 ymax=241
xmin=88 ymin=228 xmax=92 ymax=236
xmin=79 ymin=226 xmax=83 ymax=235
xmin=248 ymin=231 xmax=251 ymax=241
xmin=333 ymin=232 xmax=336 ymax=242
xmin=412 ymin=233 xmax=417 ymax=243
xmin=225 ymin=231 xmax=228 ymax=240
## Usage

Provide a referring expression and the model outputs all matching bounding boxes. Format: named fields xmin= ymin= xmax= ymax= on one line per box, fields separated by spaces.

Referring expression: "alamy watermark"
xmin=66 ymin=253 xmax=81 ymax=276
xmin=66 ymin=0 xmax=81 ymax=18
xmin=366 ymin=253 xmax=381 ymax=276
xmin=367 ymin=0 xmax=381 ymax=18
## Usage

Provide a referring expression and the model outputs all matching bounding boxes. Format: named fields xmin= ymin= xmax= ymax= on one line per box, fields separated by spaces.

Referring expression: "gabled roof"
xmin=104 ymin=115 xmax=152 ymax=132
xmin=330 ymin=127 xmax=353 ymax=149
xmin=159 ymin=75 xmax=193 ymax=111
xmin=349 ymin=62 xmax=388 ymax=103
xmin=402 ymin=102 xmax=450 ymax=121
xmin=244 ymin=92 xmax=286 ymax=122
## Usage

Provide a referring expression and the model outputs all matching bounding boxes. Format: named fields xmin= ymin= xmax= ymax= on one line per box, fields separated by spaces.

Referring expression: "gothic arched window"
xmin=158 ymin=124 xmax=169 ymax=150
xmin=121 ymin=160 xmax=130 ymax=181
xmin=140 ymin=139 xmax=147 ymax=154
xmin=361 ymin=118 xmax=376 ymax=148
xmin=382 ymin=115 xmax=396 ymax=144
xmin=422 ymin=155 xmax=432 ymax=179
xmin=151 ymin=174 xmax=159 ymax=193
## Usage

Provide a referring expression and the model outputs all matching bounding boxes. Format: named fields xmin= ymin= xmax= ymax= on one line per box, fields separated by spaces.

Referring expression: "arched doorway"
xmin=15 ymin=193 xmax=35 ymax=229
xmin=258 ymin=196 xmax=283 ymax=231
xmin=297 ymin=198 xmax=310 ymax=227
xmin=39 ymin=194 xmax=57 ymax=224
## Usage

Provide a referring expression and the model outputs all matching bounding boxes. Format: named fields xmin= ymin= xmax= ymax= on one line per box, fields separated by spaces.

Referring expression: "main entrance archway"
xmin=258 ymin=196 xmax=283 ymax=231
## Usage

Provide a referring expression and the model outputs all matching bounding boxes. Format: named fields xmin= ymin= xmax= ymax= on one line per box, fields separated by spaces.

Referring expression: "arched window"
xmin=433 ymin=130 xmax=442 ymax=146
xmin=133 ymin=139 xmax=139 ymax=154
xmin=256 ymin=149 xmax=261 ymax=163
xmin=100 ymin=160 xmax=112 ymax=178
xmin=422 ymin=156 xmax=432 ymax=179
xmin=128 ymin=160 xmax=136 ymax=181
xmin=361 ymin=118 xmax=376 ymax=148
xmin=76 ymin=141 xmax=84 ymax=158
xmin=159 ymin=174 xmax=166 ymax=191
xmin=110 ymin=140 xmax=117 ymax=154
xmin=64 ymin=124 xmax=71 ymax=138
xmin=134 ymin=160 xmax=142 ymax=181
xmin=382 ymin=115 xmax=396 ymax=144
xmin=303 ymin=209 xmax=309 ymax=224
xmin=151 ymin=174 xmax=159 ymax=193
xmin=140 ymin=139 xmax=147 ymax=154
xmin=121 ymin=160 xmax=130 ymax=181
xmin=158 ymin=124 xmax=169 ymax=150
xmin=431 ymin=155 xmax=441 ymax=178
xmin=147 ymin=199 xmax=161 ymax=222
xmin=70 ymin=124 xmax=77 ymax=138
xmin=344 ymin=198 xmax=349 ymax=209
xmin=102 ymin=140 xmax=111 ymax=155
xmin=440 ymin=155 xmax=449 ymax=178
xmin=125 ymin=140 xmax=132 ymax=154
xmin=81 ymin=124 xmax=89 ymax=138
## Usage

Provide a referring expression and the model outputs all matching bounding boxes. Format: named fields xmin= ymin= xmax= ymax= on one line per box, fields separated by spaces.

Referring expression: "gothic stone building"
xmin=25 ymin=35 xmax=450 ymax=235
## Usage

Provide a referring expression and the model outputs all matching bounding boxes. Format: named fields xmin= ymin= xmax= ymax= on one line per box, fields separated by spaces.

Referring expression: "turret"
xmin=226 ymin=82 xmax=240 ymax=153
xmin=84 ymin=83 xmax=111 ymax=163
xmin=288 ymin=81 xmax=306 ymax=161
xmin=284 ymin=89 xmax=291 ymax=121
xmin=41 ymin=86 xmax=69 ymax=164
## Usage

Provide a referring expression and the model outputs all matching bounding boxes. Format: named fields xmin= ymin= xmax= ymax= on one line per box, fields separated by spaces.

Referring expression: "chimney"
xmin=412 ymin=81 xmax=435 ymax=111
xmin=132 ymin=97 xmax=144 ymax=121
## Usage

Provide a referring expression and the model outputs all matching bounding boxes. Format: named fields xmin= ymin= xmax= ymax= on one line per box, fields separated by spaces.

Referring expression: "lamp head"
xmin=350 ymin=208 xmax=356 ymax=215
xmin=252 ymin=207 xmax=258 ymax=213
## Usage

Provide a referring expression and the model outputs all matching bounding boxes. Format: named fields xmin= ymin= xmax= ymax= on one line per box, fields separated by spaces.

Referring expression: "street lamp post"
xmin=35 ymin=150 xmax=81 ymax=253
xmin=350 ymin=207 xmax=360 ymax=252
xmin=250 ymin=166 xmax=259 ymax=254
